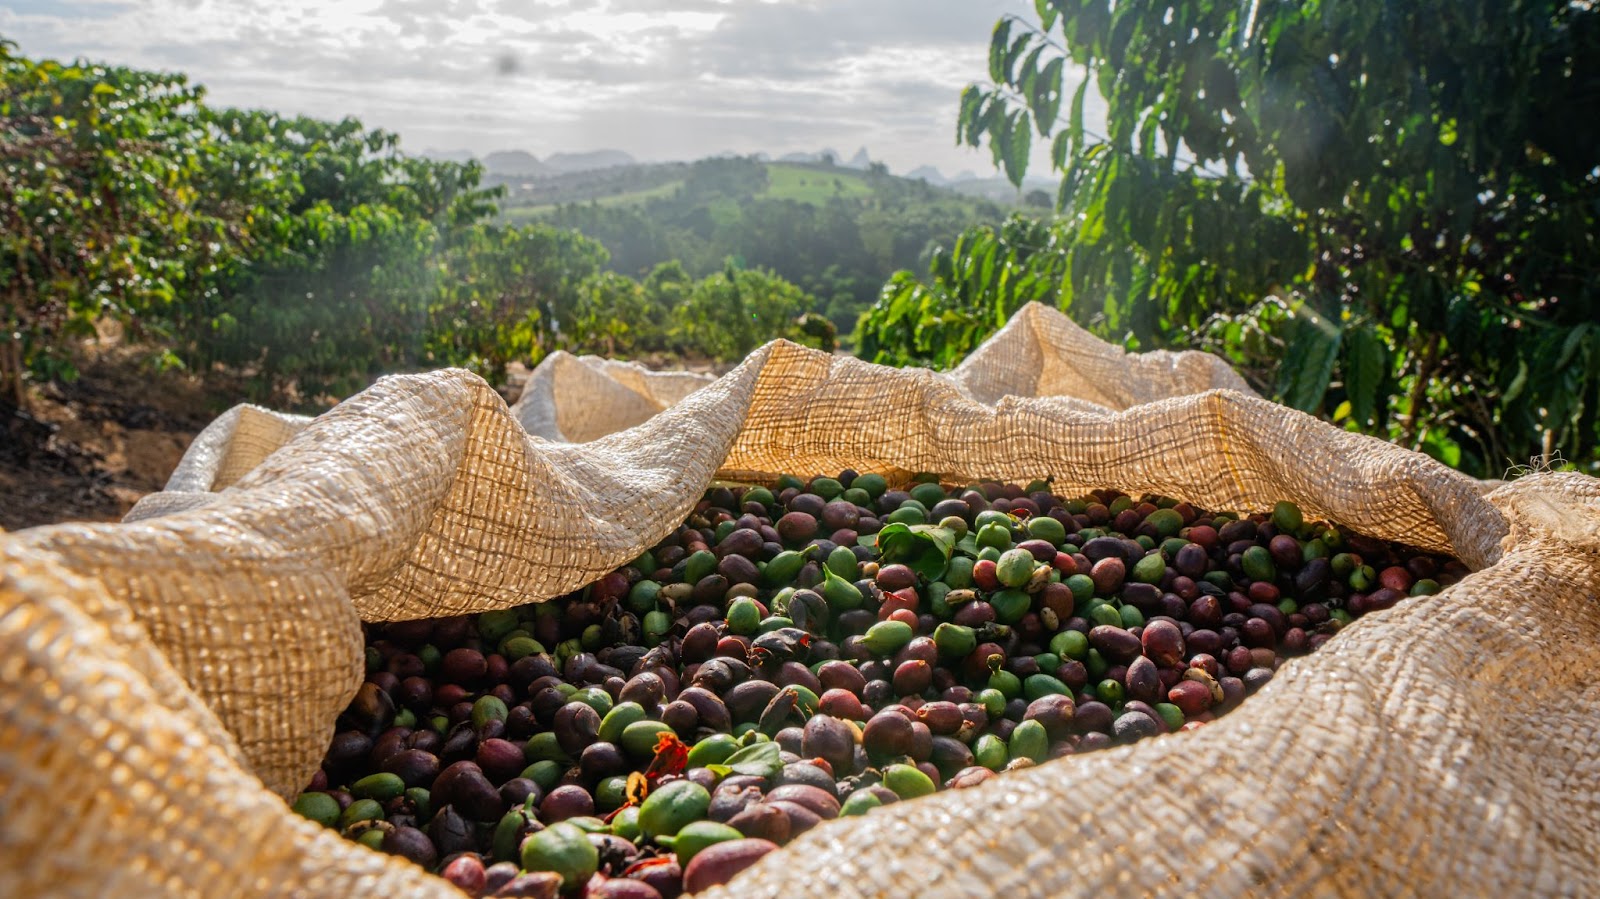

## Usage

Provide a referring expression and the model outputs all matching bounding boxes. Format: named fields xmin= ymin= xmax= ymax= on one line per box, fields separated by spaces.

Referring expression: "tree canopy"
xmin=861 ymin=0 xmax=1600 ymax=475
xmin=0 ymin=40 xmax=830 ymax=407
xmin=528 ymin=157 xmax=1006 ymax=336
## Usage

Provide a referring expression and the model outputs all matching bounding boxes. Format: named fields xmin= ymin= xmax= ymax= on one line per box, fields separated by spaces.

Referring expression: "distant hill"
xmin=436 ymin=144 xmax=1032 ymax=198
xmin=946 ymin=175 xmax=1058 ymax=204
xmin=498 ymin=161 xmax=692 ymax=210
xmin=494 ymin=156 xmax=992 ymax=214
xmin=773 ymin=147 xmax=878 ymax=170
xmin=900 ymin=166 xmax=1044 ymax=197
xmin=483 ymin=150 xmax=548 ymax=177
xmin=492 ymin=153 xmax=1050 ymax=217
xmin=421 ymin=148 xmax=643 ymax=180
xmin=497 ymin=155 xmax=1019 ymax=337
xmin=542 ymin=149 xmax=636 ymax=174
xmin=420 ymin=147 xmax=476 ymax=164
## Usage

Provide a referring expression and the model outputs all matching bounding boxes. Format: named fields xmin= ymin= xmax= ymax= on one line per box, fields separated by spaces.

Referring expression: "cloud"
xmin=0 ymin=0 xmax=1074 ymax=176
xmin=3 ymin=0 xmax=134 ymax=17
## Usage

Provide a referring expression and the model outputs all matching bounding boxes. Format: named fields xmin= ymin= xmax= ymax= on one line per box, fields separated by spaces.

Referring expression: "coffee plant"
xmin=859 ymin=0 xmax=1600 ymax=477
xmin=0 ymin=40 xmax=829 ymax=408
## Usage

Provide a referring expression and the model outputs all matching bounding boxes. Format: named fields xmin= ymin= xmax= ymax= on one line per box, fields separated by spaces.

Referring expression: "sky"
xmin=0 ymin=0 xmax=1087 ymax=178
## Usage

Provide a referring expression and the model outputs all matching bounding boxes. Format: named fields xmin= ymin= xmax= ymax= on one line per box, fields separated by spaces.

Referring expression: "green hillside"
xmin=499 ymin=157 xmax=1011 ymax=334
xmin=762 ymin=163 xmax=877 ymax=202
xmin=502 ymin=160 xmax=893 ymax=218
xmin=501 ymin=178 xmax=683 ymax=221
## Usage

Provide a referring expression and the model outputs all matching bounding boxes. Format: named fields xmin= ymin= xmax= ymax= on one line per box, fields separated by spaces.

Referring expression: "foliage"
xmin=856 ymin=215 xmax=1067 ymax=369
xmin=0 ymin=40 xmax=250 ymax=401
xmin=168 ymin=111 xmax=477 ymax=397
xmin=0 ymin=42 xmax=826 ymax=407
xmin=529 ymin=158 xmax=1009 ymax=338
xmin=430 ymin=222 xmax=610 ymax=385
xmin=677 ymin=262 xmax=819 ymax=359
xmin=796 ymin=312 xmax=838 ymax=354
xmin=567 ymin=270 xmax=657 ymax=359
xmin=867 ymin=0 xmax=1600 ymax=475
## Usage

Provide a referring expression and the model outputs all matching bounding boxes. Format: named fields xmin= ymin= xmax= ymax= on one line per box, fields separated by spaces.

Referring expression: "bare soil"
xmin=1 ymin=350 xmax=226 ymax=531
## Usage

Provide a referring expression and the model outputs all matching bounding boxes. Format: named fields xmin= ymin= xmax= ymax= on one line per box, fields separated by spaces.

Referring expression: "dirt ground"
xmin=1 ymin=350 xmax=227 ymax=531
xmin=2 ymin=349 xmax=732 ymax=532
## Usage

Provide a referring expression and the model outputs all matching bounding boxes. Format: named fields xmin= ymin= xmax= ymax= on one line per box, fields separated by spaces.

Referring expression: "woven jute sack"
xmin=2 ymin=303 xmax=1596 ymax=897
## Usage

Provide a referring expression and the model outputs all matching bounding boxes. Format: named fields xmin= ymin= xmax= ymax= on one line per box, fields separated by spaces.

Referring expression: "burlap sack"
xmin=2 ymin=303 xmax=1595 ymax=897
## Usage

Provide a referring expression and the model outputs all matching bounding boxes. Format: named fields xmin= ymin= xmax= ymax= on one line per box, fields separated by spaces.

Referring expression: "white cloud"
xmin=0 ymin=0 xmax=1085 ymax=177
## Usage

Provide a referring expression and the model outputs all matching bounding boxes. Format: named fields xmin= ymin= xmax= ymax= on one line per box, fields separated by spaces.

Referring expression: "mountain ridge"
xmin=423 ymin=145 xmax=1027 ymax=187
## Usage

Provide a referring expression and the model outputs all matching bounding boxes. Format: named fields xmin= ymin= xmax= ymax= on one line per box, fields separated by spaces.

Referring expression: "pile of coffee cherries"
xmin=293 ymin=472 xmax=1465 ymax=897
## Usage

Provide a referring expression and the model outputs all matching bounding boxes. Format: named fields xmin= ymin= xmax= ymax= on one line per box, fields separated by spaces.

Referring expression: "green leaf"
xmin=874 ymin=523 xmax=956 ymax=579
xmin=1502 ymin=357 xmax=1529 ymax=406
xmin=1035 ymin=0 xmax=1059 ymax=32
xmin=1004 ymin=111 xmax=1032 ymax=187
xmin=708 ymin=742 xmax=783 ymax=779
xmin=1343 ymin=323 xmax=1387 ymax=427
xmin=956 ymin=85 xmax=984 ymax=144
xmin=989 ymin=18 xmax=1014 ymax=83
xmin=1276 ymin=305 xmax=1341 ymax=413
xmin=1050 ymin=131 xmax=1071 ymax=170
xmin=1419 ymin=429 xmax=1463 ymax=469
xmin=1034 ymin=57 xmax=1065 ymax=132
xmin=1067 ymin=71 xmax=1089 ymax=157
xmin=1003 ymin=32 xmax=1034 ymax=86
xmin=1558 ymin=322 xmax=1591 ymax=369
xmin=988 ymin=108 xmax=1012 ymax=169
xmin=1019 ymin=45 xmax=1045 ymax=98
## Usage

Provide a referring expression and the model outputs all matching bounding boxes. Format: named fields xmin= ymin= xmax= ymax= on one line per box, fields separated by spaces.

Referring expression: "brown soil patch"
xmin=2 ymin=349 xmax=227 ymax=530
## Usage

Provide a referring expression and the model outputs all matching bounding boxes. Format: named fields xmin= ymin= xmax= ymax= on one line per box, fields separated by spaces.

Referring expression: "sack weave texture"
xmin=1 ymin=303 xmax=1595 ymax=897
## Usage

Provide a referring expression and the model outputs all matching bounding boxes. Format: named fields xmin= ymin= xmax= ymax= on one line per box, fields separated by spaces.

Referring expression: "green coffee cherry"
xmin=291 ymin=792 xmax=340 ymax=828
xmin=1026 ymin=515 xmax=1067 ymax=545
xmin=726 ymin=597 xmax=762 ymax=635
xmin=1271 ymin=501 xmax=1304 ymax=534
xmin=974 ymin=734 xmax=1009 ymax=771
xmin=862 ymin=620 xmax=915 ymax=656
xmin=627 ymin=580 xmax=661 ymax=614
xmin=471 ymin=695 xmax=509 ymax=731
xmin=598 ymin=702 xmax=647 ymax=744
xmin=933 ymin=622 xmax=977 ymax=660
xmin=1050 ymin=629 xmax=1088 ymax=660
xmin=1146 ymin=508 xmax=1183 ymax=538
xmin=351 ymin=772 xmax=404 ymax=802
xmin=996 ymin=548 xmax=1036 ymax=588
xmin=882 ymin=763 xmax=936 ymax=799
xmin=639 ymin=779 xmax=711 ymax=839
xmin=840 ymin=791 xmax=883 ymax=816
xmin=853 ymin=473 xmax=888 ymax=498
xmin=521 ymin=822 xmax=599 ymax=892
xmin=1008 ymin=719 xmax=1048 ymax=764
xmin=1024 ymin=674 xmax=1070 ymax=701
xmin=976 ymin=522 xmax=1012 ymax=551
xmin=339 ymin=798 xmax=384 ymax=830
